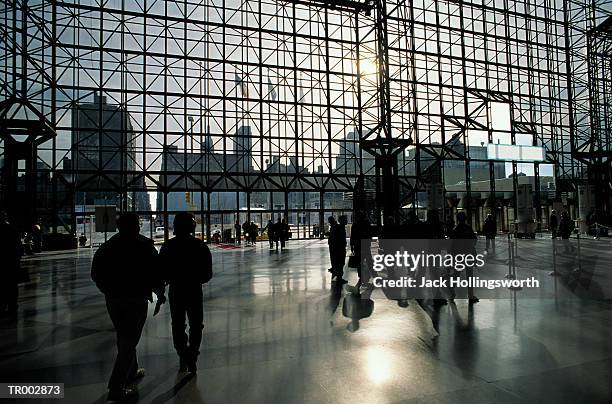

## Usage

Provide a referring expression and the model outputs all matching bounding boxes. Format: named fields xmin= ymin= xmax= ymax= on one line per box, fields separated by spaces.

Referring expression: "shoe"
xmin=107 ymin=388 xmax=137 ymax=402
xmin=179 ymin=358 xmax=189 ymax=372
xmin=127 ymin=368 xmax=145 ymax=382
xmin=469 ymin=296 xmax=480 ymax=304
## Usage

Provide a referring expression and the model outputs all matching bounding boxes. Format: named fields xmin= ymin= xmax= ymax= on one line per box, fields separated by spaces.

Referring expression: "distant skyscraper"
xmin=235 ymin=125 xmax=252 ymax=172
xmin=334 ymin=129 xmax=375 ymax=174
xmin=72 ymin=94 xmax=135 ymax=176
xmin=71 ymin=94 xmax=149 ymax=210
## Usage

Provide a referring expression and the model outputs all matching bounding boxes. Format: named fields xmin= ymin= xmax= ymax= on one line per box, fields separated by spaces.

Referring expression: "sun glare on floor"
xmin=365 ymin=346 xmax=393 ymax=385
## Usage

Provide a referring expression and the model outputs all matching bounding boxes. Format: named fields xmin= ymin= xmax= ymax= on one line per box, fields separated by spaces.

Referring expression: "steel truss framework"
xmin=0 ymin=0 xmax=605 ymax=235
xmin=566 ymin=0 xmax=611 ymax=216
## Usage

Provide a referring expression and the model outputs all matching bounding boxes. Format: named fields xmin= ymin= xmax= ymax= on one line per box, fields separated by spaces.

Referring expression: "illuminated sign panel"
xmin=486 ymin=144 xmax=545 ymax=162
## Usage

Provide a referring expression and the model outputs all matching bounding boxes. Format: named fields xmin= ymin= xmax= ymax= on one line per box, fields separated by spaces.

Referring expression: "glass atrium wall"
xmin=0 ymin=0 xmax=604 ymax=239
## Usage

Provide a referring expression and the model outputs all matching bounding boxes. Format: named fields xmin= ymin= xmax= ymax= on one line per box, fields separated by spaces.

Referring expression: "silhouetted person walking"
xmin=272 ymin=218 xmax=282 ymax=250
xmin=424 ymin=209 xmax=445 ymax=239
xmin=328 ymin=216 xmax=347 ymax=284
xmin=159 ymin=212 xmax=213 ymax=373
xmin=234 ymin=220 xmax=242 ymax=245
xmin=549 ymin=210 xmax=558 ymax=239
xmin=279 ymin=218 xmax=289 ymax=249
xmin=91 ymin=213 xmax=164 ymax=402
xmin=423 ymin=210 xmax=447 ymax=306
xmin=242 ymin=220 xmax=251 ymax=246
xmin=250 ymin=221 xmax=258 ymax=245
xmin=0 ymin=212 xmax=23 ymax=317
xmin=483 ymin=213 xmax=496 ymax=253
xmin=350 ymin=211 xmax=372 ymax=291
xmin=558 ymin=210 xmax=575 ymax=253
xmin=402 ymin=211 xmax=423 ymax=239
xmin=449 ymin=212 xmax=479 ymax=304
xmin=262 ymin=219 xmax=274 ymax=248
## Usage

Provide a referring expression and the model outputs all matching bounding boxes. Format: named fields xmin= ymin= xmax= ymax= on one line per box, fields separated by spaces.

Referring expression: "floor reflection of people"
xmin=558 ymin=210 xmax=575 ymax=254
xmin=327 ymin=284 xmax=343 ymax=317
xmin=450 ymin=303 xmax=478 ymax=377
xmin=342 ymin=293 xmax=374 ymax=332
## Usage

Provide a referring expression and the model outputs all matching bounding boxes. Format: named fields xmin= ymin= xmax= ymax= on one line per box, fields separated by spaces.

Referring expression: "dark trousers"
xmin=105 ymin=297 xmax=148 ymax=391
xmin=330 ymin=249 xmax=346 ymax=278
xmin=0 ymin=272 xmax=18 ymax=313
xmin=169 ymin=286 xmax=204 ymax=362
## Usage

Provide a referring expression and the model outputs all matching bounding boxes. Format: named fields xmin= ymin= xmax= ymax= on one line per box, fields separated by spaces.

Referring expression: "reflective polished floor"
xmin=1 ymin=237 xmax=612 ymax=403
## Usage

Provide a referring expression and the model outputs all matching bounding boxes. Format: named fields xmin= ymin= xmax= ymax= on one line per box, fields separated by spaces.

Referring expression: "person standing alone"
xmin=91 ymin=213 xmax=164 ymax=402
xmin=483 ymin=213 xmax=497 ymax=254
xmin=159 ymin=212 xmax=213 ymax=373
xmin=328 ymin=216 xmax=347 ymax=284
xmin=549 ymin=210 xmax=558 ymax=239
xmin=0 ymin=211 xmax=23 ymax=317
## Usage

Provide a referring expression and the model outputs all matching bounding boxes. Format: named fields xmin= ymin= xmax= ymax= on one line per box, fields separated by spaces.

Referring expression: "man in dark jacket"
xmin=423 ymin=209 xmax=445 ymax=240
xmin=328 ymin=216 xmax=347 ymax=284
xmin=0 ymin=212 xmax=23 ymax=317
xmin=234 ymin=220 xmax=242 ymax=245
xmin=350 ymin=211 xmax=372 ymax=290
xmin=262 ymin=219 xmax=274 ymax=249
xmin=482 ymin=213 xmax=497 ymax=253
xmin=159 ymin=212 xmax=213 ymax=373
xmin=272 ymin=218 xmax=282 ymax=250
xmin=91 ymin=213 xmax=164 ymax=402
xmin=449 ymin=211 xmax=479 ymax=304
xmin=279 ymin=218 xmax=290 ymax=249
xmin=549 ymin=210 xmax=558 ymax=239
xmin=558 ymin=210 xmax=575 ymax=253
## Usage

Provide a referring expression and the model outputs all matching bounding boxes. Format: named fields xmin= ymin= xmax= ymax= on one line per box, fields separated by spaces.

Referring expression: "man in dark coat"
xmin=482 ymin=213 xmax=497 ymax=253
xmin=350 ymin=211 xmax=372 ymax=290
xmin=0 ymin=212 xmax=23 ymax=317
xmin=558 ymin=210 xmax=575 ymax=253
xmin=242 ymin=220 xmax=251 ymax=246
xmin=234 ymin=220 xmax=242 ymax=245
xmin=423 ymin=209 xmax=445 ymax=240
xmin=91 ymin=213 xmax=164 ymax=402
xmin=272 ymin=218 xmax=282 ymax=250
xmin=449 ymin=211 xmax=479 ymax=304
xmin=549 ymin=210 xmax=558 ymax=239
xmin=401 ymin=210 xmax=423 ymax=239
xmin=262 ymin=219 xmax=274 ymax=248
xmin=159 ymin=212 xmax=213 ymax=373
xmin=279 ymin=218 xmax=290 ymax=249
xmin=249 ymin=221 xmax=258 ymax=245
xmin=422 ymin=210 xmax=447 ymax=305
xmin=328 ymin=216 xmax=347 ymax=284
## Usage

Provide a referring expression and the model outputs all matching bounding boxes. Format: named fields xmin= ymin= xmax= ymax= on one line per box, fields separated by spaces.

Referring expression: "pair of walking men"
xmin=91 ymin=212 xmax=212 ymax=402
